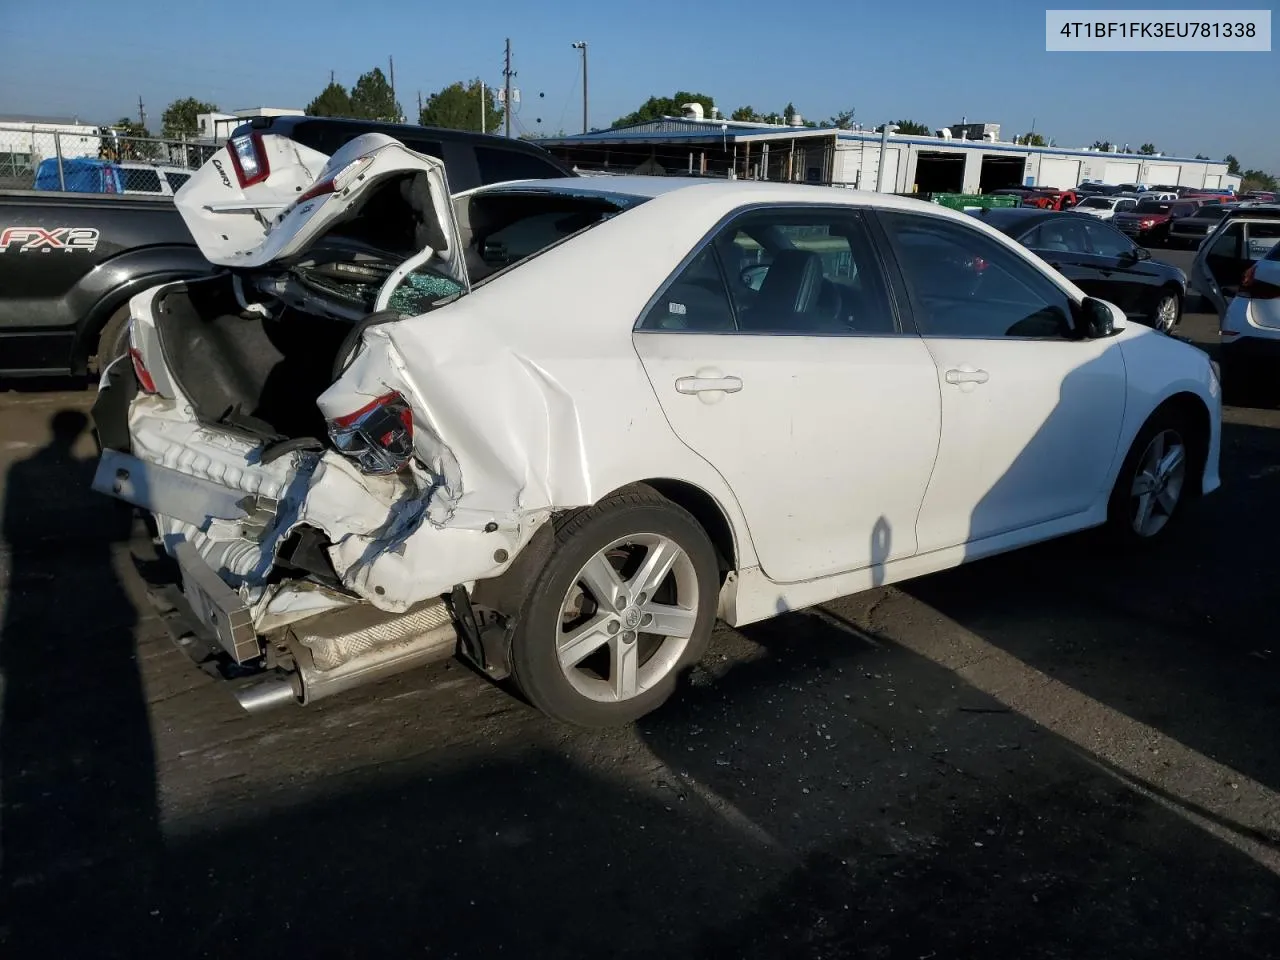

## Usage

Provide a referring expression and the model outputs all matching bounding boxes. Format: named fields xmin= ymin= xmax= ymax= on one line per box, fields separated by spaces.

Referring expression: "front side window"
xmin=1082 ymin=221 xmax=1136 ymax=258
xmin=881 ymin=211 xmax=1075 ymax=339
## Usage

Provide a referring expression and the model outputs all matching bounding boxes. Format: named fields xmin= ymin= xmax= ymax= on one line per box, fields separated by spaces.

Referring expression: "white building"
xmin=541 ymin=116 xmax=1241 ymax=194
xmin=196 ymin=106 xmax=304 ymax=142
xmin=0 ymin=115 xmax=103 ymax=166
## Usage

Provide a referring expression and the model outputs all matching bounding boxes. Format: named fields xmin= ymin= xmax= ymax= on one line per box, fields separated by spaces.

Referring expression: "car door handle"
xmin=675 ymin=376 xmax=742 ymax=395
xmin=944 ymin=368 xmax=989 ymax=385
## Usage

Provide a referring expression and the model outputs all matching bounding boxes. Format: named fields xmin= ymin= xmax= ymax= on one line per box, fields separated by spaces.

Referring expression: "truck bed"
xmin=0 ymin=190 xmax=208 ymax=377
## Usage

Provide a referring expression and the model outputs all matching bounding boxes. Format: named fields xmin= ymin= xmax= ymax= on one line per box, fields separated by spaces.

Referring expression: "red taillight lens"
xmin=327 ymin=392 xmax=414 ymax=475
xmin=226 ymin=133 xmax=270 ymax=188
xmin=296 ymin=178 xmax=337 ymax=204
xmin=1239 ymin=264 xmax=1280 ymax=300
xmin=129 ymin=346 xmax=157 ymax=393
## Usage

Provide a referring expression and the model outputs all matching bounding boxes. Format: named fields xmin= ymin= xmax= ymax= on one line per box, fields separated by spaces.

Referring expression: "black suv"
xmin=227 ymin=115 xmax=575 ymax=192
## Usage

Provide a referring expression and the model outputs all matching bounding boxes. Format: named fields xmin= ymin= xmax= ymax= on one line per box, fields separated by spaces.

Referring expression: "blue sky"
xmin=1 ymin=0 xmax=1275 ymax=170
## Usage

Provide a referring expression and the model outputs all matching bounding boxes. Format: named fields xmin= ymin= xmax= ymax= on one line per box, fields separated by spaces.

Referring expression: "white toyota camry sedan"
xmin=92 ymin=133 xmax=1222 ymax=726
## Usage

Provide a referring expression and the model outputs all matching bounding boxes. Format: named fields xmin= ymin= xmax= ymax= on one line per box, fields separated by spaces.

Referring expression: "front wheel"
xmin=1153 ymin=290 xmax=1182 ymax=334
xmin=1106 ymin=412 xmax=1194 ymax=544
xmin=509 ymin=486 xmax=720 ymax=727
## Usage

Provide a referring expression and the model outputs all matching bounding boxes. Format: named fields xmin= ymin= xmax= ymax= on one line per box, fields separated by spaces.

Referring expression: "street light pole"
xmin=876 ymin=122 xmax=899 ymax=193
xmin=571 ymin=41 xmax=588 ymax=134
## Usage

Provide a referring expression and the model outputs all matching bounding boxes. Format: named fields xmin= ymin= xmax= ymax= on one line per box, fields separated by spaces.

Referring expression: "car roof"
xmin=234 ymin=114 xmax=562 ymax=157
xmin=966 ymin=207 xmax=1083 ymax=232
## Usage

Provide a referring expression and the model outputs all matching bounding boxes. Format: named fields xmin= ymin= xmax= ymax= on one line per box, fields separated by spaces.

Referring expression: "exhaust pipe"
xmin=231 ymin=599 xmax=459 ymax=713
xmin=233 ymin=675 xmax=300 ymax=713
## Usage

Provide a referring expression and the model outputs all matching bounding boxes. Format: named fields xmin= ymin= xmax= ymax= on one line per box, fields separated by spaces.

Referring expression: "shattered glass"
xmin=294 ymin=267 xmax=464 ymax=316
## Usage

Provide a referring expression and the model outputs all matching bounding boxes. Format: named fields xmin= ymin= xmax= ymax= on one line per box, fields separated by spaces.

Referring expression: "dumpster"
xmin=931 ymin=193 xmax=1019 ymax=212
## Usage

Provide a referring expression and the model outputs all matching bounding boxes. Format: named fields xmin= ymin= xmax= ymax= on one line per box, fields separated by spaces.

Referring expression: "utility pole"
xmin=571 ymin=41 xmax=588 ymax=134
xmin=388 ymin=55 xmax=397 ymax=121
xmin=330 ymin=69 xmax=335 ymax=85
xmin=504 ymin=38 xmax=514 ymax=138
xmin=137 ymin=95 xmax=146 ymax=131
xmin=480 ymin=82 xmax=486 ymax=134
xmin=417 ymin=90 xmax=423 ymax=124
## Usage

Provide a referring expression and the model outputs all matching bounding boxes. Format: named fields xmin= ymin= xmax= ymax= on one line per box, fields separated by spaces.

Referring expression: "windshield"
xmin=1135 ymin=201 xmax=1172 ymax=213
xmin=1079 ymin=198 xmax=1113 ymax=209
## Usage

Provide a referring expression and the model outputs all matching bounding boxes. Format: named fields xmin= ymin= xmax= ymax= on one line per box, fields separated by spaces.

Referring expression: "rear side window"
xmin=123 ymin=168 xmax=162 ymax=192
xmin=475 ymin=147 xmax=567 ymax=185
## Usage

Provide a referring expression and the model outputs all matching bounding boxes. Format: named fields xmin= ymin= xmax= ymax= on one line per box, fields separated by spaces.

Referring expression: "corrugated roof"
xmin=537 ymin=118 xmax=1226 ymax=167
xmin=0 ymin=114 xmax=97 ymax=127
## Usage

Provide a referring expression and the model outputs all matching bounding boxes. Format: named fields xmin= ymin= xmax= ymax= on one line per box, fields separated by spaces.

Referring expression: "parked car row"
xmin=971 ymin=207 xmax=1187 ymax=333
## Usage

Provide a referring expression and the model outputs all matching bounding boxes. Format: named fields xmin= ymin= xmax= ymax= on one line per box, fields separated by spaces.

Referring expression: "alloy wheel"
xmin=556 ymin=533 xmax=699 ymax=703
xmin=1129 ymin=428 xmax=1186 ymax=537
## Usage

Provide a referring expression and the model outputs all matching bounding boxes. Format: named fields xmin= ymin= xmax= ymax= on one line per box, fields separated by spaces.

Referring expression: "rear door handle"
xmin=675 ymin=376 xmax=742 ymax=395
xmin=944 ymin=368 xmax=989 ymax=385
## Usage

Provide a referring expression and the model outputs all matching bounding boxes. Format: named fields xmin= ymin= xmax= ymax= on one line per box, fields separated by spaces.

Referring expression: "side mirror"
xmin=1133 ymin=246 xmax=1151 ymax=261
xmin=1079 ymin=297 xmax=1117 ymax=339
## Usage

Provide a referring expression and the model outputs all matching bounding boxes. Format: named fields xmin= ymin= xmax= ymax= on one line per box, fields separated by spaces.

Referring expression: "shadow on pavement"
xmin=638 ymin=611 xmax=1280 ymax=959
xmin=899 ymin=418 xmax=1280 ymax=796
xmin=1 ymin=410 xmax=160 ymax=953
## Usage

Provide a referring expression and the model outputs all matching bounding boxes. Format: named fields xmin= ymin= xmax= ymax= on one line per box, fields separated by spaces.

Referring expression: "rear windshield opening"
xmin=461 ymin=190 xmax=645 ymax=283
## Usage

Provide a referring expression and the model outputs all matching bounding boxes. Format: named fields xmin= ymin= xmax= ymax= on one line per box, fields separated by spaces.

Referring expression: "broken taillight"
xmin=226 ymin=133 xmax=270 ymax=188
xmin=129 ymin=347 xmax=157 ymax=394
xmin=327 ymin=392 xmax=414 ymax=475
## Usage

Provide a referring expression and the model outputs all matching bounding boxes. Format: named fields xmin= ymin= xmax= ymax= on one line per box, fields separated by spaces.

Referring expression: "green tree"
xmin=731 ymin=105 xmax=763 ymax=122
xmin=783 ymin=102 xmax=797 ymax=124
xmin=161 ymin=97 xmax=218 ymax=139
xmin=1018 ymin=132 xmax=1047 ymax=146
xmin=419 ymin=79 xmax=503 ymax=133
xmin=350 ymin=67 xmax=402 ymax=122
xmin=877 ymin=119 xmax=930 ymax=135
xmin=1224 ymin=154 xmax=1241 ymax=175
xmin=306 ymin=81 xmax=355 ymax=118
xmin=1139 ymin=143 xmax=1157 ymax=155
xmin=1091 ymin=140 xmax=1113 ymax=151
xmin=1194 ymin=153 xmax=1210 ymax=160
xmin=612 ymin=91 xmax=715 ymax=128
xmin=825 ymin=107 xmax=856 ymax=129
xmin=1241 ymin=169 xmax=1278 ymax=192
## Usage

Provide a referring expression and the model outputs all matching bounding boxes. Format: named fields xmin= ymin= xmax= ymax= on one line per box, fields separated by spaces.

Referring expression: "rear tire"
xmin=509 ymin=485 xmax=719 ymax=727
xmin=1106 ymin=409 xmax=1196 ymax=546
xmin=88 ymin=306 xmax=131 ymax=377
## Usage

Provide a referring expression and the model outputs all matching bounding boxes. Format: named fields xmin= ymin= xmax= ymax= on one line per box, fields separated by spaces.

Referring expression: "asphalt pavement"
xmin=1 ymin=251 xmax=1277 ymax=959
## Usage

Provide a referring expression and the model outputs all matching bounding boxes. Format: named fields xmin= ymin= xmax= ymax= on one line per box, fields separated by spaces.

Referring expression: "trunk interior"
xmin=155 ymin=278 xmax=354 ymax=443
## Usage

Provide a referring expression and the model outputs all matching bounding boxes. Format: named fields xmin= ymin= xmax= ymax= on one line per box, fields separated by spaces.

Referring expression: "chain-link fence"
xmin=0 ymin=126 xmax=220 ymax=194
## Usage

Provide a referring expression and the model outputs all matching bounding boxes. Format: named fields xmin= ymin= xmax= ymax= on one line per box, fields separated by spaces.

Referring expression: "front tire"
xmin=1153 ymin=289 xmax=1182 ymax=334
xmin=1106 ymin=411 xmax=1194 ymax=545
xmin=509 ymin=485 xmax=719 ymax=727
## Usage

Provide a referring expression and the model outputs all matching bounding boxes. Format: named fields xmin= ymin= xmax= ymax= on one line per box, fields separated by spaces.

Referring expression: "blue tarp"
xmin=34 ymin=157 xmax=124 ymax=193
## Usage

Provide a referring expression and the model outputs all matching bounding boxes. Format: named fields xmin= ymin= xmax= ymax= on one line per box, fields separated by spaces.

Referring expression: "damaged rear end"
xmin=91 ymin=133 xmax=546 ymax=711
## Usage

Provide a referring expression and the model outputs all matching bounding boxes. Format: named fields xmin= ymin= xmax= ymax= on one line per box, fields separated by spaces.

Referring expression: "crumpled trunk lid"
xmin=174 ymin=131 xmax=469 ymax=291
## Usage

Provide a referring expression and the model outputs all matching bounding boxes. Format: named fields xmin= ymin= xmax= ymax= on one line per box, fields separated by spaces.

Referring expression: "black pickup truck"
xmin=0 ymin=120 xmax=572 ymax=380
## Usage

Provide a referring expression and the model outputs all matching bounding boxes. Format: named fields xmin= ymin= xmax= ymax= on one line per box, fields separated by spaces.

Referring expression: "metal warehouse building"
xmin=537 ymin=116 xmax=1238 ymax=194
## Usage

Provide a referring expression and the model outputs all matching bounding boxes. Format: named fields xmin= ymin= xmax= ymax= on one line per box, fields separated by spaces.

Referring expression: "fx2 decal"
xmin=0 ymin=227 xmax=101 ymax=253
